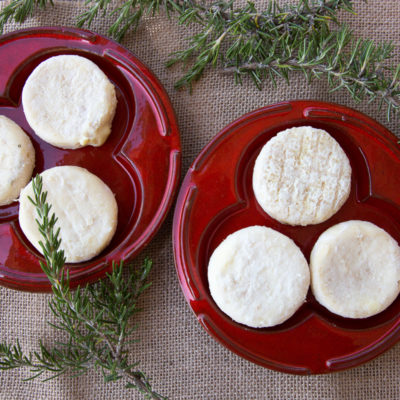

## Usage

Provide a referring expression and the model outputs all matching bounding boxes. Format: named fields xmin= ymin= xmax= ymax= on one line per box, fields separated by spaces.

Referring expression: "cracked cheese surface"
xmin=0 ymin=116 xmax=35 ymax=206
xmin=208 ymin=226 xmax=310 ymax=328
xmin=253 ymin=126 xmax=351 ymax=226
xmin=19 ymin=166 xmax=118 ymax=263
xmin=311 ymin=220 xmax=400 ymax=318
xmin=22 ymin=55 xmax=117 ymax=149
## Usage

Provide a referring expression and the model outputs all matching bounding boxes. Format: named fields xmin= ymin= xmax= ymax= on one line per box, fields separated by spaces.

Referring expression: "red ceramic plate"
xmin=173 ymin=100 xmax=400 ymax=374
xmin=0 ymin=27 xmax=180 ymax=292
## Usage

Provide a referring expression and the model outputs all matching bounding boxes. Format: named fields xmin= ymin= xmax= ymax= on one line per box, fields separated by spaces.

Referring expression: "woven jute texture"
xmin=1 ymin=1 xmax=400 ymax=399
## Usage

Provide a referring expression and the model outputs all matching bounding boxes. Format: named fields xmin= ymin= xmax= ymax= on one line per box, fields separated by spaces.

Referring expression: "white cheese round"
xmin=0 ymin=116 xmax=35 ymax=206
xmin=22 ymin=55 xmax=117 ymax=149
xmin=19 ymin=166 xmax=118 ymax=263
xmin=253 ymin=126 xmax=351 ymax=226
xmin=311 ymin=220 xmax=400 ymax=318
xmin=208 ymin=226 xmax=310 ymax=328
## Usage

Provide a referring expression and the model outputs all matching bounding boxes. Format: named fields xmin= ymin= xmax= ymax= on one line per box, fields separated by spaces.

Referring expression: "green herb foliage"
xmin=1 ymin=0 xmax=399 ymax=120
xmin=0 ymin=0 xmax=53 ymax=29
xmin=0 ymin=175 xmax=166 ymax=400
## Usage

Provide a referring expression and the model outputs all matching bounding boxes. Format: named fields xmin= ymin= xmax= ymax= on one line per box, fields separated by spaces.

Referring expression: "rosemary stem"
xmin=223 ymin=58 xmax=400 ymax=110
xmin=120 ymin=369 xmax=165 ymax=400
xmin=188 ymin=0 xmax=348 ymax=28
xmin=115 ymin=333 xmax=123 ymax=361
xmin=64 ymin=296 xmax=118 ymax=357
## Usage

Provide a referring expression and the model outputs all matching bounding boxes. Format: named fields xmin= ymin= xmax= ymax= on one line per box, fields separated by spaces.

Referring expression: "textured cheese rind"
xmin=252 ymin=126 xmax=351 ymax=226
xmin=0 ymin=116 xmax=35 ymax=205
xmin=22 ymin=55 xmax=117 ymax=149
xmin=310 ymin=220 xmax=400 ymax=318
xmin=208 ymin=226 xmax=310 ymax=328
xmin=19 ymin=166 xmax=118 ymax=263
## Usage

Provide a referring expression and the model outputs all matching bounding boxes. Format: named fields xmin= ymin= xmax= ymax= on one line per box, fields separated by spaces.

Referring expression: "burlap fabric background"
xmin=1 ymin=0 xmax=400 ymax=399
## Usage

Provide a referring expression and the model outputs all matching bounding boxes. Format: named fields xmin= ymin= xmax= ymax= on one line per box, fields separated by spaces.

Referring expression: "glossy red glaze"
xmin=173 ymin=101 xmax=400 ymax=374
xmin=0 ymin=27 xmax=180 ymax=292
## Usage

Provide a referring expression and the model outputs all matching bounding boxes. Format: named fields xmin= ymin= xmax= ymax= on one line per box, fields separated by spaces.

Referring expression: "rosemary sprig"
xmin=166 ymin=0 xmax=359 ymax=88
xmin=221 ymin=24 xmax=400 ymax=120
xmin=165 ymin=0 xmax=400 ymax=119
xmin=0 ymin=175 xmax=166 ymax=400
xmin=77 ymin=0 xmax=182 ymax=42
xmin=0 ymin=0 xmax=53 ymax=33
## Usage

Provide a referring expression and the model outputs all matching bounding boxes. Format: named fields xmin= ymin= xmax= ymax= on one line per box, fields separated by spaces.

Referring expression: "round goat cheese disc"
xmin=208 ymin=226 xmax=310 ymax=328
xmin=253 ymin=126 xmax=351 ymax=226
xmin=311 ymin=220 xmax=400 ymax=318
xmin=0 ymin=115 xmax=35 ymax=206
xmin=22 ymin=55 xmax=117 ymax=149
xmin=19 ymin=166 xmax=118 ymax=263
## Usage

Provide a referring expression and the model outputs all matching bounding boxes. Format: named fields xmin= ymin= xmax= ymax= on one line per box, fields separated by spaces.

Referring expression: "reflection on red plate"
xmin=173 ymin=101 xmax=400 ymax=374
xmin=0 ymin=27 xmax=180 ymax=292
